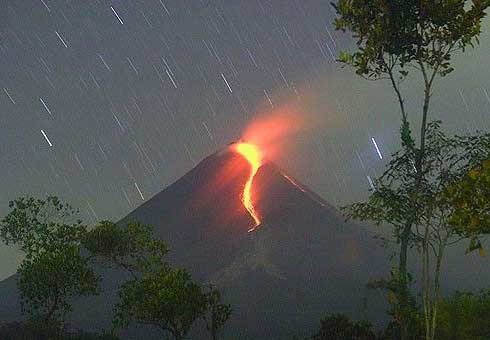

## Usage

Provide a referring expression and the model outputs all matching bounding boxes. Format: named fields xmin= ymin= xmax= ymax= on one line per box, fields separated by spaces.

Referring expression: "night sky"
xmin=1 ymin=1 xmax=490 ymax=279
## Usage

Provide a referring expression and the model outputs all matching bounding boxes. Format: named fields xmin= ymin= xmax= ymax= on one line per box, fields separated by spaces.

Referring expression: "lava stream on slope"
xmin=233 ymin=143 xmax=263 ymax=232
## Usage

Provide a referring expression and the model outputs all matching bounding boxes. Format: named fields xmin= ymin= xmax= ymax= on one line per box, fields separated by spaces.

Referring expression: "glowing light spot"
xmin=234 ymin=143 xmax=263 ymax=232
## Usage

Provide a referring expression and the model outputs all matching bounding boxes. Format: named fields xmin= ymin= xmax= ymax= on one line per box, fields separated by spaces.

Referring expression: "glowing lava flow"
xmin=234 ymin=143 xmax=263 ymax=232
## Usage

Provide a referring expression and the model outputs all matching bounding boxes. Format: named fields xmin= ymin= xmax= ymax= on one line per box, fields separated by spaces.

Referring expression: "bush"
xmin=0 ymin=319 xmax=119 ymax=340
xmin=312 ymin=314 xmax=377 ymax=340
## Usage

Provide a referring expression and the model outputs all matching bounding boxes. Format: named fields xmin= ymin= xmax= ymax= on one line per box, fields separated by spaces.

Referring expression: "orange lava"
xmin=233 ymin=143 xmax=263 ymax=232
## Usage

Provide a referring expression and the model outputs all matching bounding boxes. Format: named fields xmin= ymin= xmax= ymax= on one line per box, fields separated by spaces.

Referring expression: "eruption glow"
xmin=232 ymin=101 xmax=323 ymax=232
xmin=233 ymin=143 xmax=263 ymax=232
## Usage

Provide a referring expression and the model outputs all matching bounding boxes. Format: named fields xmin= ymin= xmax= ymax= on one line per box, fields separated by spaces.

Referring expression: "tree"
xmin=367 ymin=268 xmax=420 ymax=338
xmin=346 ymin=123 xmax=490 ymax=340
xmin=0 ymin=196 xmax=99 ymax=326
xmin=85 ymin=220 xmax=231 ymax=340
xmin=331 ymin=1 xmax=490 ymax=338
xmin=1 ymin=196 xmax=86 ymax=259
xmin=114 ymin=268 xmax=208 ymax=340
xmin=82 ymin=220 xmax=169 ymax=276
xmin=0 ymin=318 xmax=121 ymax=340
xmin=446 ymin=159 xmax=490 ymax=252
xmin=203 ymin=288 xmax=232 ymax=340
xmin=311 ymin=314 xmax=378 ymax=340
xmin=17 ymin=244 xmax=99 ymax=322
xmin=435 ymin=290 xmax=490 ymax=340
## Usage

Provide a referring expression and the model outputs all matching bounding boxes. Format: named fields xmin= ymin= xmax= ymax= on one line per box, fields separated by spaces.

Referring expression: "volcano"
xmin=0 ymin=144 xmax=389 ymax=339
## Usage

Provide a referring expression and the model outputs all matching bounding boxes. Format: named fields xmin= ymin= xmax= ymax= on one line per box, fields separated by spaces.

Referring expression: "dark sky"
xmin=1 ymin=1 xmax=490 ymax=279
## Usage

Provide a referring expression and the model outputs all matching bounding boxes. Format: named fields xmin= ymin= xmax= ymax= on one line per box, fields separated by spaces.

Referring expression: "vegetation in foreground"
xmin=0 ymin=197 xmax=231 ymax=340
xmin=332 ymin=0 xmax=490 ymax=339
xmin=297 ymin=290 xmax=490 ymax=340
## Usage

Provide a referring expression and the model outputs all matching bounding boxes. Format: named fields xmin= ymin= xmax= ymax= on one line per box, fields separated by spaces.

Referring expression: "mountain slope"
xmin=0 ymin=146 xmax=388 ymax=339
xmin=116 ymin=147 xmax=389 ymax=339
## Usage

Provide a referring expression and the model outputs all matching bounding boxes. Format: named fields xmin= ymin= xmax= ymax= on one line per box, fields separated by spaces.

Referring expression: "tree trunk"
xmin=165 ymin=325 xmax=185 ymax=340
xmin=399 ymin=223 xmax=411 ymax=340
xmin=429 ymin=237 xmax=447 ymax=340
xmin=173 ymin=330 xmax=185 ymax=340
xmin=399 ymin=79 xmax=431 ymax=340
xmin=45 ymin=292 xmax=59 ymax=322
xmin=422 ymin=226 xmax=431 ymax=340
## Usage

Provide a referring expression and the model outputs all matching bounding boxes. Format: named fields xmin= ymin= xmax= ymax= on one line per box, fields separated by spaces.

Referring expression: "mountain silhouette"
xmin=0 ymin=145 xmax=389 ymax=339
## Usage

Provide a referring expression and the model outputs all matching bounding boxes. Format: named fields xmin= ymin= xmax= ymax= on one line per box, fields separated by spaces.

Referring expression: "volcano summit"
xmin=0 ymin=144 xmax=388 ymax=339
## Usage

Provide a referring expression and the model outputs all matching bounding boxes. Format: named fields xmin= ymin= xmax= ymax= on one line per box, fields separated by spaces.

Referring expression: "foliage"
xmin=0 ymin=196 xmax=86 ymax=260
xmin=83 ymin=220 xmax=169 ymax=275
xmin=203 ymin=287 xmax=232 ymax=340
xmin=311 ymin=314 xmax=377 ymax=340
xmin=343 ymin=123 xmax=490 ymax=339
xmin=332 ymin=0 xmax=489 ymax=81
xmin=17 ymin=244 xmax=99 ymax=322
xmin=332 ymin=3 xmax=490 ymax=338
xmin=1 ymin=200 xmax=232 ymax=339
xmin=0 ymin=318 xmax=63 ymax=340
xmin=114 ymin=268 xmax=208 ymax=340
xmin=446 ymin=160 xmax=490 ymax=253
xmin=367 ymin=268 xmax=420 ymax=337
xmin=85 ymin=220 xmax=231 ymax=340
xmin=0 ymin=318 xmax=120 ymax=340
xmin=436 ymin=289 xmax=490 ymax=340
xmin=343 ymin=121 xmax=490 ymax=232
xmin=0 ymin=196 xmax=99 ymax=325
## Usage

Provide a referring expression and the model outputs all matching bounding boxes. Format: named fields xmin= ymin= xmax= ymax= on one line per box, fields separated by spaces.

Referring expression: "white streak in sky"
xmin=325 ymin=26 xmax=337 ymax=48
xmin=371 ymin=137 xmax=383 ymax=159
xmin=97 ymin=142 xmax=107 ymax=159
xmin=74 ymin=153 xmax=84 ymax=170
xmin=246 ymin=48 xmax=258 ymax=67
xmin=112 ymin=112 xmax=124 ymax=132
xmin=55 ymin=31 xmax=68 ymax=48
xmin=4 ymin=88 xmax=15 ymax=104
xmin=483 ymin=87 xmax=490 ymax=107
xmin=356 ymin=151 xmax=366 ymax=170
xmin=159 ymin=0 xmax=170 ymax=15
xmin=122 ymin=187 xmax=131 ymax=205
xmin=98 ymin=54 xmax=111 ymax=71
xmin=162 ymin=57 xmax=173 ymax=75
xmin=89 ymin=72 xmax=100 ymax=89
xmin=202 ymin=121 xmax=213 ymax=140
xmin=166 ymin=69 xmax=177 ymax=88
xmin=41 ymin=129 xmax=53 ymax=146
xmin=134 ymin=182 xmax=144 ymax=200
xmin=278 ymin=68 xmax=289 ymax=87
xmin=221 ymin=73 xmax=232 ymax=93
xmin=126 ymin=57 xmax=138 ymax=75
xmin=264 ymin=89 xmax=274 ymax=108
xmin=367 ymin=175 xmax=375 ymax=190
xmin=87 ymin=201 xmax=98 ymax=220
xmin=40 ymin=0 xmax=51 ymax=12
xmin=40 ymin=97 xmax=52 ymax=116
xmin=111 ymin=6 xmax=124 ymax=25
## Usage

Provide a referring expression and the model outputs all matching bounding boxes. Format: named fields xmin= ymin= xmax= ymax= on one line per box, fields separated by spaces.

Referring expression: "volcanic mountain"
xmin=0 ymin=143 xmax=389 ymax=339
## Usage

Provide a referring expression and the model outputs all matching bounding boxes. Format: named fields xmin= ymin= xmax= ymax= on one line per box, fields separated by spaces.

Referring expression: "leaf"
xmin=338 ymin=51 xmax=353 ymax=64
xmin=469 ymin=168 xmax=480 ymax=180
xmin=468 ymin=237 xmax=483 ymax=253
